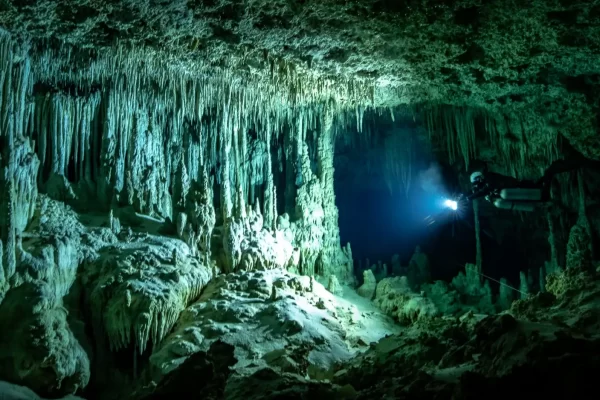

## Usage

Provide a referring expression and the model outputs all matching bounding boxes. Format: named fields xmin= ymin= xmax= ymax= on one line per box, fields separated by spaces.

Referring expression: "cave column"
xmin=473 ymin=199 xmax=482 ymax=277
xmin=316 ymin=107 xmax=348 ymax=279
xmin=232 ymin=125 xmax=246 ymax=219
xmin=0 ymin=36 xmax=39 ymax=281
xmin=546 ymin=209 xmax=559 ymax=273
xmin=283 ymin=121 xmax=297 ymax=215
xmin=317 ymin=109 xmax=337 ymax=245
xmin=565 ymin=170 xmax=594 ymax=271
xmin=98 ymin=88 xmax=123 ymax=208
xmin=577 ymin=170 xmax=595 ymax=261
xmin=220 ymin=125 xmax=233 ymax=221
xmin=263 ymin=123 xmax=278 ymax=230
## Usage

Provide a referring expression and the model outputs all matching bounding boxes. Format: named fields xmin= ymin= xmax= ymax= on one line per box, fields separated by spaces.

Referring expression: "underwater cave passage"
xmin=333 ymin=107 xmax=547 ymax=293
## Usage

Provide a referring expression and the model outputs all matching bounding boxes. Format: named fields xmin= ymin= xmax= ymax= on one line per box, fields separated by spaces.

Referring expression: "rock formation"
xmin=357 ymin=270 xmax=377 ymax=300
xmin=407 ymin=245 xmax=431 ymax=289
xmin=1 ymin=1 xmax=600 ymax=399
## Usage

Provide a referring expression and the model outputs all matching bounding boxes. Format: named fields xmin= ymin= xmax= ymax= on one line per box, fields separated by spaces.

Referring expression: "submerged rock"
xmin=150 ymin=268 xmax=396 ymax=384
xmin=327 ymin=274 xmax=343 ymax=295
xmin=0 ymin=381 xmax=85 ymax=400
xmin=357 ymin=270 xmax=377 ymax=300
xmin=374 ymin=276 xmax=438 ymax=324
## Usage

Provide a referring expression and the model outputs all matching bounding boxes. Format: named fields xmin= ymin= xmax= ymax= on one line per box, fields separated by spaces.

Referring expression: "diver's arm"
xmin=454 ymin=189 xmax=487 ymax=208
xmin=466 ymin=191 xmax=486 ymax=201
xmin=463 ymin=186 xmax=492 ymax=202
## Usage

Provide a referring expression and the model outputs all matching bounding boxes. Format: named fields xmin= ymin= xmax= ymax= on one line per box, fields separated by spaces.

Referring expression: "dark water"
xmin=335 ymin=162 xmax=532 ymax=290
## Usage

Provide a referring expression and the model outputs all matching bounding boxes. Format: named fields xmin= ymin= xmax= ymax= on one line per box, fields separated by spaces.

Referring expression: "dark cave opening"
xmin=333 ymin=115 xmax=540 ymax=290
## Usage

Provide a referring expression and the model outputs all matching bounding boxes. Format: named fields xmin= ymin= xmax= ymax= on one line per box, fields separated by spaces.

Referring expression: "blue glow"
xmin=444 ymin=198 xmax=458 ymax=211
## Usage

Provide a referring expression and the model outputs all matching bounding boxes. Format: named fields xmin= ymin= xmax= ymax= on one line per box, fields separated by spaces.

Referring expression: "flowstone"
xmin=81 ymin=233 xmax=213 ymax=354
xmin=150 ymin=269 xmax=398 ymax=385
xmin=0 ymin=197 xmax=90 ymax=397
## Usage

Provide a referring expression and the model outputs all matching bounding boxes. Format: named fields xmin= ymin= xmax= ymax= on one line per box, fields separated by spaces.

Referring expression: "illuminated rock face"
xmin=150 ymin=269 xmax=375 ymax=380
xmin=0 ymin=31 xmax=353 ymax=398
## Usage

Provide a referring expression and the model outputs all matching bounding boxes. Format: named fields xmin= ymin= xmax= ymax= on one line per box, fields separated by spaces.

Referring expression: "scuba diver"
xmin=458 ymin=158 xmax=600 ymax=212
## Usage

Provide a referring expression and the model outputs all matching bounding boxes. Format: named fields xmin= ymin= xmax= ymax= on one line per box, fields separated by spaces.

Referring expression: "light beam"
xmin=443 ymin=199 xmax=458 ymax=211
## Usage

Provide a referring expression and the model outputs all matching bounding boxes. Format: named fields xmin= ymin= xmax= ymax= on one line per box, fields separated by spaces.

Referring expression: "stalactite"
xmin=173 ymin=158 xmax=190 ymax=238
xmin=382 ymin=129 xmax=412 ymax=196
xmin=232 ymin=124 xmax=247 ymax=219
xmin=0 ymin=31 xmax=410 ymax=384
xmin=283 ymin=120 xmax=297 ymax=214
xmin=423 ymin=105 xmax=558 ymax=179
xmin=235 ymin=174 xmax=247 ymax=220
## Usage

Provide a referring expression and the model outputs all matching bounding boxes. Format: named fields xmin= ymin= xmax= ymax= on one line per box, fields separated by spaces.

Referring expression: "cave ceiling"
xmin=1 ymin=0 xmax=600 ymax=158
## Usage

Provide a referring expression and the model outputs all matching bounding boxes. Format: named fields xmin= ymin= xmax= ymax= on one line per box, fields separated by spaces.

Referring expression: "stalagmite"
xmin=0 ymin=241 xmax=3 ymax=284
xmin=173 ymin=159 xmax=190 ymax=237
xmin=519 ymin=272 xmax=530 ymax=299
xmin=186 ymin=168 xmax=216 ymax=255
xmin=539 ymin=267 xmax=546 ymax=293
xmin=498 ymin=278 xmax=514 ymax=310
xmin=577 ymin=170 xmax=594 ymax=261
xmin=566 ymin=170 xmax=593 ymax=271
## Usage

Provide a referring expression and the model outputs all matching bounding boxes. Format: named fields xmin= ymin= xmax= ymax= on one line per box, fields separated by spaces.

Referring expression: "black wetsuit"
xmin=465 ymin=158 xmax=600 ymax=204
xmin=466 ymin=172 xmax=529 ymax=202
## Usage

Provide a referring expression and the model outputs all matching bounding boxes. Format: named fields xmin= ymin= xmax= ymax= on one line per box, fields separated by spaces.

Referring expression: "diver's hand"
xmin=455 ymin=193 xmax=470 ymax=207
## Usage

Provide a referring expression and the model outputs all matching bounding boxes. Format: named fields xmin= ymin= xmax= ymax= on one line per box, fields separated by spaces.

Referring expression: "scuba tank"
xmin=492 ymin=188 xmax=544 ymax=211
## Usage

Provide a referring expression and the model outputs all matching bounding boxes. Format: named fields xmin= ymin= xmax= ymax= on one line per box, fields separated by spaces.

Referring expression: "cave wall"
xmin=0 ymin=31 xmax=357 ymax=394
